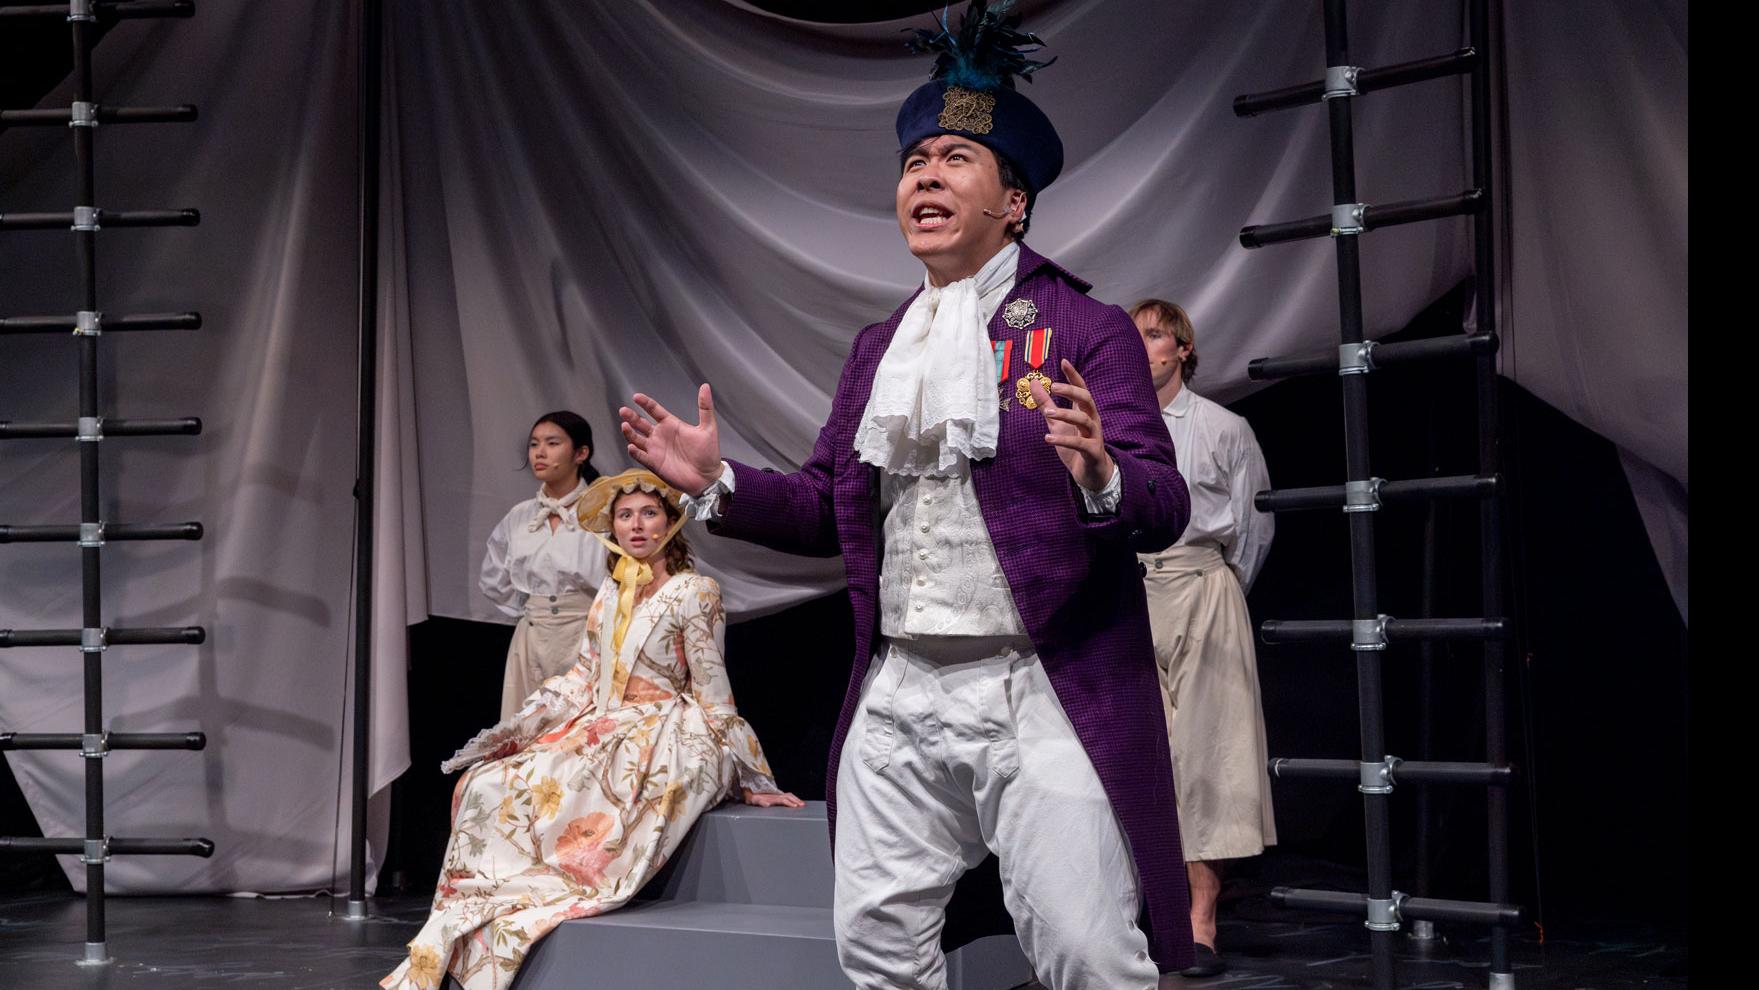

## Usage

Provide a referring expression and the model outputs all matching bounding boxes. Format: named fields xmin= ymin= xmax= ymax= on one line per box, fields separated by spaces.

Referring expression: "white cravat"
xmin=528 ymin=477 xmax=588 ymax=533
xmin=852 ymin=242 xmax=1019 ymax=477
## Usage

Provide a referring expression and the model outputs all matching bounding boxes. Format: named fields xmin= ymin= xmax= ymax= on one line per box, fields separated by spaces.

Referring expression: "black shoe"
xmin=1179 ymin=942 xmax=1227 ymax=978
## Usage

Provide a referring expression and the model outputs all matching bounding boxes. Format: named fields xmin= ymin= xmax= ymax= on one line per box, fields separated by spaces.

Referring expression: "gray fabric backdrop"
xmin=0 ymin=2 xmax=395 ymax=894
xmin=1 ymin=0 xmax=1684 ymax=893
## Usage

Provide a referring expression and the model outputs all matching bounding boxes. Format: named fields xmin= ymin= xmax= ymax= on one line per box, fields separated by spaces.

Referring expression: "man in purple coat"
xmin=619 ymin=4 xmax=1193 ymax=986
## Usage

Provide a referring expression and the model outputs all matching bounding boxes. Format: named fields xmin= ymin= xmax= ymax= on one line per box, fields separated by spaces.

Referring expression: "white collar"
xmin=1164 ymin=384 xmax=1198 ymax=418
xmin=919 ymin=240 xmax=1020 ymax=293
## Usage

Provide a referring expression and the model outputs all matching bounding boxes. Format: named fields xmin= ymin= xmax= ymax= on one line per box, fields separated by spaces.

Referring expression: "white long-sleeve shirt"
xmin=479 ymin=499 xmax=610 ymax=618
xmin=1159 ymin=387 xmax=1274 ymax=592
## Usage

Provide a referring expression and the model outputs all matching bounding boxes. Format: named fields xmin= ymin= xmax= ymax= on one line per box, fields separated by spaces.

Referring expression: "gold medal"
xmin=1016 ymin=369 xmax=1053 ymax=409
xmin=1015 ymin=327 xmax=1055 ymax=409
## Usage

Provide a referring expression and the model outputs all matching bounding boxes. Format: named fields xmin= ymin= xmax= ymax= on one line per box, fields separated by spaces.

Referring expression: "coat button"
xmin=550 ymin=607 xmax=560 ymax=615
xmin=1130 ymin=529 xmax=1144 ymax=541
xmin=549 ymin=595 xmax=557 ymax=602
xmin=1138 ymin=561 xmax=1148 ymax=578
xmin=1155 ymin=560 xmax=1163 ymax=570
xmin=1147 ymin=479 xmax=1157 ymax=492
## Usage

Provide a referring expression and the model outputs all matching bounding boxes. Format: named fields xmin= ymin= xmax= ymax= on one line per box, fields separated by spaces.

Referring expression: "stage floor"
xmin=0 ymin=891 xmax=1686 ymax=990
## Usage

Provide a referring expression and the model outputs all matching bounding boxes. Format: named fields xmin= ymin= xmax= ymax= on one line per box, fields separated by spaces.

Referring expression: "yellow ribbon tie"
xmin=608 ymin=552 xmax=652 ymax=657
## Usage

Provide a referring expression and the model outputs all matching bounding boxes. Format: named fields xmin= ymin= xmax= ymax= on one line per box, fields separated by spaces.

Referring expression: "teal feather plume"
xmin=905 ymin=0 xmax=1056 ymax=92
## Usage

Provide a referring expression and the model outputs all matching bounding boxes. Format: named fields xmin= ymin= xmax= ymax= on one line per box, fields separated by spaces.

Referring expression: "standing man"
xmin=617 ymin=3 xmax=1195 ymax=985
xmin=1131 ymin=299 xmax=1277 ymax=978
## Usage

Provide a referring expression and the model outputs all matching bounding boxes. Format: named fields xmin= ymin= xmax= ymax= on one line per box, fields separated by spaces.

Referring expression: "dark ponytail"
xmin=527 ymin=410 xmax=600 ymax=484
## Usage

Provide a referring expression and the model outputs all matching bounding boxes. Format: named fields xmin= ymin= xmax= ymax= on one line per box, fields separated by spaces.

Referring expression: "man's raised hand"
xmin=619 ymin=383 xmax=724 ymax=496
xmin=1029 ymin=359 xmax=1115 ymax=493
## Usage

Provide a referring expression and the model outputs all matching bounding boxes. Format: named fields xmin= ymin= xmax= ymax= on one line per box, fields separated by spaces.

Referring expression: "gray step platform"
xmin=474 ymin=801 xmax=1032 ymax=990
xmin=635 ymin=802 xmax=838 ymax=909
xmin=507 ymin=899 xmax=1030 ymax=989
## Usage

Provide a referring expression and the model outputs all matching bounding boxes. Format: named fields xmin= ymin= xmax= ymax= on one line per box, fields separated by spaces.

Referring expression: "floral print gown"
xmin=382 ymin=572 xmax=780 ymax=990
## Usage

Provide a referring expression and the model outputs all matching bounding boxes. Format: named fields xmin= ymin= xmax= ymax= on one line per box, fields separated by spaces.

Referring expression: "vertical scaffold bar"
xmin=1412 ymin=476 xmax=1439 ymax=939
xmin=1321 ymin=2 xmax=1397 ymax=988
xmin=1469 ymin=0 xmax=1514 ymax=984
xmin=68 ymin=7 xmax=110 ymax=966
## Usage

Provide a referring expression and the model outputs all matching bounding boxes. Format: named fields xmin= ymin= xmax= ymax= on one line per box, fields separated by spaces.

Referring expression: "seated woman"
xmin=383 ymin=468 xmax=803 ymax=990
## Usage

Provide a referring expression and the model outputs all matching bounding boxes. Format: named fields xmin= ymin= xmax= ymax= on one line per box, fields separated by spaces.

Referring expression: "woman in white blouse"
xmin=480 ymin=411 xmax=610 ymax=718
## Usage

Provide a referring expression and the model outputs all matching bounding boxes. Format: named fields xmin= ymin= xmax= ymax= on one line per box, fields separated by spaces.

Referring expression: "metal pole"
xmin=1469 ymin=0 xmax=1513 ymax=984
xmin=1411 ymin=459 xmax=1439 ymax=941
xmin=1322 ymin=2 xmax=1397 ymax=987
xmin=1234 ymin=47 xmax=1478 ymax=117
xmin=344 ymin=0 xmax=382 ymax=921
xmin=68 ymin=7 xmax=111 ymax=966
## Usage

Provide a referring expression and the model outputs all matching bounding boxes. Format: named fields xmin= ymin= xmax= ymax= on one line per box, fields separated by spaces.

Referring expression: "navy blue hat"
xmin=896 ymin=81 xmax=1064 ymax=194
xmin=897 ymin=1 xmax=1063 ymax=195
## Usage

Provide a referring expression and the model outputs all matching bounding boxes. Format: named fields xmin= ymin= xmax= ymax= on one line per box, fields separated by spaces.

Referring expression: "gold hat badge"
xmin=938 ymin=86 xmax=996 ymax=135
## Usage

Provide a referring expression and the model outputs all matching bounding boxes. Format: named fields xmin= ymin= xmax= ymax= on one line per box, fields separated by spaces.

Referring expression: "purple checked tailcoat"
xmin=711 ymin=244 xmax=1196 ymax=971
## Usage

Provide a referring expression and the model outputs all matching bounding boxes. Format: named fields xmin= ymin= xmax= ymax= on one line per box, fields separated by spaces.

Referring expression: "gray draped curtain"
xmin=0 ymin=0 xmax=1684 ymax=894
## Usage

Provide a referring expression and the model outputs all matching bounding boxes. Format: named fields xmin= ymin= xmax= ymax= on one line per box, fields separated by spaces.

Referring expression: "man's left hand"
xmin=1030 ymin=358 xmax=1115 ymax=493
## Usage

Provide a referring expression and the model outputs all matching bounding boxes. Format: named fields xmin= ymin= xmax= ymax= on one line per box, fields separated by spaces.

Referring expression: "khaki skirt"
xmin=499 ymin=588 xmax=595 ymax=718
xmin=1140 ymin=543 xmax=1277 ymax=861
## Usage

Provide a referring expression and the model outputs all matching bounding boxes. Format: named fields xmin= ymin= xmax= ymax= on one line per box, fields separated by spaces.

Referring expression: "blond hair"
xmin=1128 ymin=298 xmax=1198 ymax=382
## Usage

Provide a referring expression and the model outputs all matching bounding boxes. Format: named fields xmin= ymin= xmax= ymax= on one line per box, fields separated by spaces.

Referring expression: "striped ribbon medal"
xmin=993 ymin=339 xmax=1014 ymax=411
xmin=1015 ymin=327 xmax=1054 ymax=409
